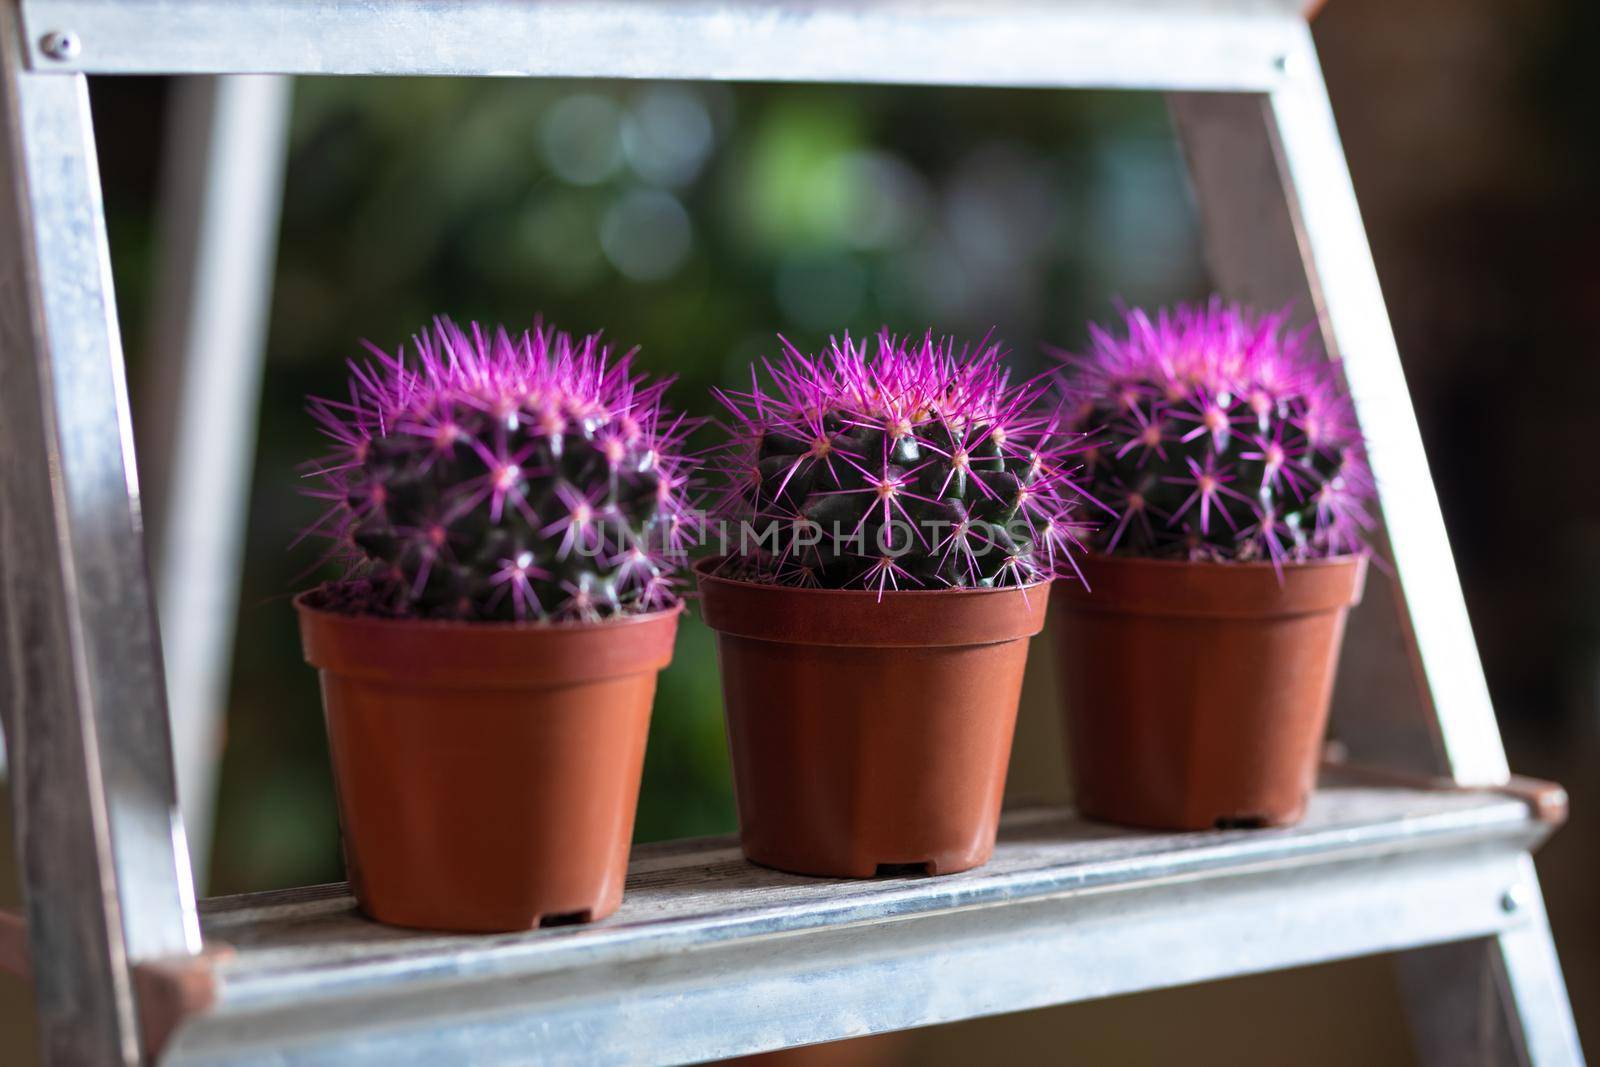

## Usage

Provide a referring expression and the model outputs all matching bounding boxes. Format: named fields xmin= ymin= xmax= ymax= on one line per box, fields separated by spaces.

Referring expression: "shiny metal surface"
xmin=140 ymin=74 xmax=291 ymax=885
xmin=1170 ymin=39 xmax=1510 ymax=788
xmin=1 ymin=4 xmax=199 ymax=1063
xmin=1169 ymin=53 xmax=1576 ymax=1060
xmin=19 ymin=0 xmax=1303 ymax=86
xmin=1399 ymin=856 xmax=1585 ymax=1066
xmin=161 ymin=784 xmax=1550 ymax=1066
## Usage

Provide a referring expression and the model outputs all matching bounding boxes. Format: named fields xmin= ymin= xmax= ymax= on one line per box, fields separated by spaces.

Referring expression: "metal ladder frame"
xmin=0 ymin=1 xmax=1582 ymax=1064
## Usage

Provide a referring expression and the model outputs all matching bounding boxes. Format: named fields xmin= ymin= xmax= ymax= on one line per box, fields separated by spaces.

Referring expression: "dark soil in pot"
xmin=1051 ymin=554 xmax=1367 ymax=831
xmin=295 ymin=595 xmax=680 ymax=932
xmin=695 ymin=558 xmax=1049 ymax=878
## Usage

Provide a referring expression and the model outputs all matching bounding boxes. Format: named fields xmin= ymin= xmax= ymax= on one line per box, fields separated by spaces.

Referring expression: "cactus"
xmin=300 ymin=317 xmax=697 ymax=621
xmin=1061 ymin=301 xmax=1374 ymax=564
xmin=709 ymin=330 xmax=1091 ymax=593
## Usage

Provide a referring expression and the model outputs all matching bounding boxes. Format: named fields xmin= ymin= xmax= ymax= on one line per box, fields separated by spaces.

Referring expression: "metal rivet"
xmin=1501 ymin=885 xmax=1528 ymax=914
xmin=39 ymin=31 xmax=82 ymax=61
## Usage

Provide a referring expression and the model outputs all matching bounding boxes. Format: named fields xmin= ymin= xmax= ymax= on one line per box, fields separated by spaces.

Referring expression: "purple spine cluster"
xmin=302 ymin=318 xmax=696 ymax=621
xmin=1064 ymin=301 xmax=1374 ymax=565
xmin=710 ymin=330 xmax=1091 ymax=593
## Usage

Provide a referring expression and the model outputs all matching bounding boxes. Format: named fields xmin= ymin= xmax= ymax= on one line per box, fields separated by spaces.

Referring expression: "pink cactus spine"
xmin=301 ymin=317 xmax=697 ymax=621
xmin=710 ymin=329 xmax=1093 ymax=594
xmin=1062 ymin=300 xmax=1374 ymax=566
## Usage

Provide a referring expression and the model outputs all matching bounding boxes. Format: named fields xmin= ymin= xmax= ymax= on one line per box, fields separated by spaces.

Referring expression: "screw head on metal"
xmin=39 ymin=30 xmax=82 ymax=61
xmin=1500 ymin=885 xmax=1529 ymax=914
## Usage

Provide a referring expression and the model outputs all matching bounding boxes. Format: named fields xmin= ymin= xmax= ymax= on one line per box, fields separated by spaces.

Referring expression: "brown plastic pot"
xmin=695 ymin=558 xmax=1049 ymax=878
xmin=295 ymin=595 xmax=680 ymax=932
xmin=1051 ymin=554 xmax=1367 ymax=831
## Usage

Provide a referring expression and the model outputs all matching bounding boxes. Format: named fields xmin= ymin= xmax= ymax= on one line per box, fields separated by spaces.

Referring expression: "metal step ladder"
xmin=0 ymin=2 xmax=1584 ymax=1065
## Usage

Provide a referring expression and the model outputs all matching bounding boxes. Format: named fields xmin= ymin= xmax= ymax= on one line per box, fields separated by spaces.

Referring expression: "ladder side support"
xmin=1168 ymin=32 xmax=1509 ymax=785
xmin=1171 ymin=28 xmax=1580 ymax=1067
xmin=0 ymin=7 xmax=200 ymax=1064
xmin=1397 ymin=856 xmax=1583 ymax=1066
xmin=140 ymin=74 xmax=292 ymax=887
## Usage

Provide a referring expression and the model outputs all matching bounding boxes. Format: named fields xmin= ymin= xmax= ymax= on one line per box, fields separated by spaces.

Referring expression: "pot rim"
xmin=694 ymin=556 xmax=1051 ymax=648
xmin=293 ymin=589 xmax=685 ymax=632
xmin=691 ymin=556 xmax=1052 ymax=600
xmin=1053 ymin=551 xmax=1368 ymax=619
xmin=295 ymin=591 xmax=683 ymax=686
xmin=1071 ymin=551 xmax=1369 ymax=573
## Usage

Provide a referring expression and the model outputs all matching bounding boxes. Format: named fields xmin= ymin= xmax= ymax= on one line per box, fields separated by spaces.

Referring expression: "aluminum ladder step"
xmin=150 ymin=780 xmax=1556 ymax=1066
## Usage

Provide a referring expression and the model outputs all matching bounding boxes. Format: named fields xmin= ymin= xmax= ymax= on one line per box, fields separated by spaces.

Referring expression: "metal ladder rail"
xmin=0 ymin=10 xmax=198 ymax=1067
xmin=137 ymin=74 xmax=291 ymax=888
xmin=0 ymin=1 xmax=1583 ymax=1064
xmin=1169 ymin=71 xmax=1580 ymax=1062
